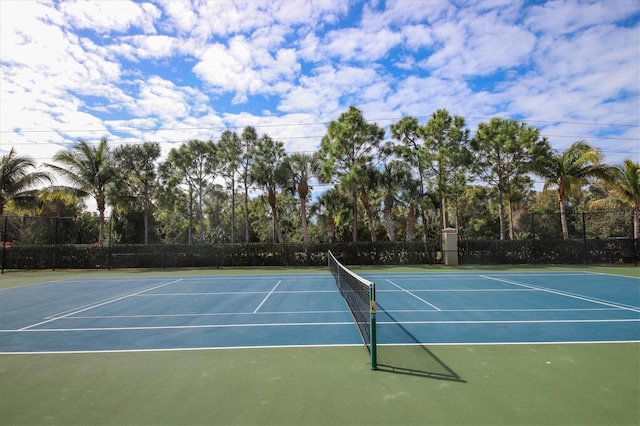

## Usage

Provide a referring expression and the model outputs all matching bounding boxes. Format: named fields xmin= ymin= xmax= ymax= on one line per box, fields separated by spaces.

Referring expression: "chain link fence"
xmin=460 ymin=211 xmax=638 ymax=265
xmin=1 ymin=212 xmax=638 ymax=272
xmin=529 ymin=211 xmax=634 ymax=240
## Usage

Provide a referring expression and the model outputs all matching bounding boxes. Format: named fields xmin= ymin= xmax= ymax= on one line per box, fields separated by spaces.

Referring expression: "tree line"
xmin=1 ymin=106 xmax=639 ymax=245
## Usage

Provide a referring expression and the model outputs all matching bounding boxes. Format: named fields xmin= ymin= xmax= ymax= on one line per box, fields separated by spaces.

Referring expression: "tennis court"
xmin=1 ymin=270 xmax=638 ymax=353
xmin=1 ymin=266 xmax=639 ymax=425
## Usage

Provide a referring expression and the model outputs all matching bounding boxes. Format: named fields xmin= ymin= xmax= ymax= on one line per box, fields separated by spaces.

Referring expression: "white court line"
xmin=589 ymin=271 xmax=640 ymax=279
xmin=43 ymin=279 xmax=192 ymax=319
xmin=135 ymin=291 xmax=269 ymax=296
xmin=2 ymin=340 xmax=639 ymax=355
xmin=9 ymin=321 xmax=356 ymax=332
xmin=20 ymin=279 xmax=184 ymax=331
xmin=385 ymin=279 xmax=441 ymax=311
xmin=20 ymin=306 xmax=629 ymax=323
xmin=3 ymin=318 xmax=637 ymax=333
xmin=134 ymin=289 xmax=338 ymax=296
xmin=480 ymin=275 xmax=640 ymax=313
xmin=0 ymin=277 xmax=75 ymax=292
xmin=378 ymin=319 xmax=640 ymax=325
xmin=378 ymin=288 xmax=536 ymax=292
xmin=368 ymin=273 xmax=598 ymax=280
xmin=0 ymin=343 xmax=365 ymax=355
xmin=253 ymin=280 xmax=281 ymax=313
xmin=378 ymin=307 xmax=629 ymax=313
xmin=60 ymin=310 xmax=349 ymax=319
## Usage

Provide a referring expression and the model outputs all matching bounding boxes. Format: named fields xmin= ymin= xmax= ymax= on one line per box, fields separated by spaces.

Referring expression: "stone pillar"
xmin=441 ymin=227 xmax=458 ymax=266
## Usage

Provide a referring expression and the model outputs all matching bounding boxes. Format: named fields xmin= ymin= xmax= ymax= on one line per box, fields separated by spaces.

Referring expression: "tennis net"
xmin=328 ymin=250 xmax=377 ymax=369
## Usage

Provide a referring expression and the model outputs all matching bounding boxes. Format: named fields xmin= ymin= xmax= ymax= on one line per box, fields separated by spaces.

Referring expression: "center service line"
xmin=253 ymin=280 xmax=281 ymax=313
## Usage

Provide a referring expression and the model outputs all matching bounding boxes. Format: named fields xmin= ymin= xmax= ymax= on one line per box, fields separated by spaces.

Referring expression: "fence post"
xmin=52 ymin=216 xmax=58 ymax=271
xmin=530 ymin=213 xmax=536 ymax=265
xmin=582 ymin=212 xmax=588 ymax=264
xmin=633 ymin=211 xmax=638 ymax=266
xmin=107 ymin=217 xmax=112 ymax=270
xmin=1 ymin=216 xmax=7 ymax=274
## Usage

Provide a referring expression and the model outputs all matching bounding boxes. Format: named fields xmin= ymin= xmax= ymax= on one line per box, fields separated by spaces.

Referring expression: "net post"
xmin=369 ymin=284 xmax=377 ymax=370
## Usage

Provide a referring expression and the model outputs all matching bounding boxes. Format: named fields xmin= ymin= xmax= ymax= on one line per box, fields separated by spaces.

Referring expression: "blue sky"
xmin=1 ymin=0 xmax=639 ymax=172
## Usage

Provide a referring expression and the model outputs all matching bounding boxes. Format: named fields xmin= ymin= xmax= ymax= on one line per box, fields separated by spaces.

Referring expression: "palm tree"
xmin=589 ymin=159 xmax=640 ymax=239
xmin=46 ymin=137 xmax=114 ymax=243
xmin=0 ymin=148 xmax=52 ymax=215
xmin=377 ymin=160 xmax=411 ymax=241
xmin=356 ymin=164 xmax=380 ymax=241
xmin=314 ymin=188 xmax=351 ymax=243
xmin=390 ymin=116 xmax=430 ymax=241
xmin=35 ymin=187 xmax=80 ymax=217
xmin=251 ymin=134 xmax=287 ymax=243
xmin=285 ymin=152 xmax=321 ymax=244
xmin=533 ymin=140 xmax=609 ymax=239
xmin=397 ymin=176 xmax=424 ymax=242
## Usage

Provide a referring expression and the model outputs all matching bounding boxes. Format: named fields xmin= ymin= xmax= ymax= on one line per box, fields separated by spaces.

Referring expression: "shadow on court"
xmin=376 ymin=304 xmax=465 ymax=382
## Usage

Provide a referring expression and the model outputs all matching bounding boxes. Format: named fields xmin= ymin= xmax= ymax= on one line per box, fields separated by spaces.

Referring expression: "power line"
xmin=539 ymin=134 xmax=638 ymax=141
xmin=2 ymin=132 xmax=638 ymax=144
xmin=3 ymin=138 xmax=638 ymax=156
xmin=1 ymin=115 xmax=638 ymax=135
xmin=462 ymin=117 xmax=640 ymax=128
xmin=15 ymin=148 xmax=640 ymax=163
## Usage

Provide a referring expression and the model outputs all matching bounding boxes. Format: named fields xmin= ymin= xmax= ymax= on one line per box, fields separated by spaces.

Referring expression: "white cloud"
xmin=268 ymin=0 xmax=349 ymax=27
xmin=133 ymin=76 xmax=192 ymax=119
xmin=1 ymin=3 xmax=72 ymax=69
xmin=323 ymin=27 xmax=404 ymax=62
xmin=118 ymin=35 xmax=179 ymax=60
xmin=500 ymin=14 xmax=639 ymax=148
xmin=1 ymin=0 xmax=638 ymax=173
xmin=179 ymin=0 xmax=348 ymax=40
xmin=0 ymin=1 xmax=125 ymax=146
xmin=59 ymin=0 xmax=160 ymax=34
xmin=533 ymin=24 xmax=639 ymax=92
xmin=361 ymin=81 xmax=393 ymax=103
xmin=388 ymin=76 xmax=500 ymax=119
xmin=525 ymin=0 xmax=639 ymax=35
xmin=193 ymin=40 xmax=263 ymax=98
xmin=297 ymin=32 xmax=322 ymax=62
xmin=424 ymin=9 xmax=536 ymax=77
xmin=192 ymin=35 xmax=300 ymax=102
xmin=401 ymin=24 xmax=435 ymax=50
xmin=153 ymin=0 xmax=198 ymax=34
xmin=363 ymin=0 xmax=454 ymax=28
xmin=278 ymin=65 xmax=381 ymax=117
xmin=221 ymin=112 xmax=326 ymax=154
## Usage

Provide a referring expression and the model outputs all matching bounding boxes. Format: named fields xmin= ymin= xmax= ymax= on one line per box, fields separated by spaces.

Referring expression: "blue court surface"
xmin=1 ymin=272 xmax=638 ymax=353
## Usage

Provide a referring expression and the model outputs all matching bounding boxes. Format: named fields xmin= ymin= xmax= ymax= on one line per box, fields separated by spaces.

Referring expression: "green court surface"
xmin=2 ymin=344 xmax=638 ymax=425
xmin=1 ymin=265 xmax=639 ymax=425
